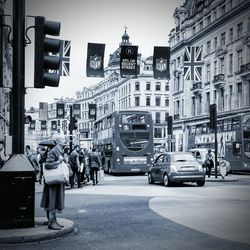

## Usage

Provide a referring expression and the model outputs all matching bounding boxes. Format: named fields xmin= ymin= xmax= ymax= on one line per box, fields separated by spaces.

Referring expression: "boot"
xmin=48 ymin=221 xmax=61 ymax=230
xmin=55 ymin=219 xmax=64 ymax=228
xmin=48 ymin=211 xmax=61 ymax=230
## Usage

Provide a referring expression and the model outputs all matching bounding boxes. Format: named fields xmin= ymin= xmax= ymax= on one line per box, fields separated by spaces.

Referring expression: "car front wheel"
xmin=163 ymin=174 xmax=171 ymax=187
xmin=148 ymin=172 xmax=154 ymax=184
xmin=197 ymin=180 xmax=205 ymax=186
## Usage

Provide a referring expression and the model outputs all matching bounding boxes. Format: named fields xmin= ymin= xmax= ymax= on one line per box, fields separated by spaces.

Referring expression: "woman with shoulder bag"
xmin=40 ymin=135 xmax=68 ymax=230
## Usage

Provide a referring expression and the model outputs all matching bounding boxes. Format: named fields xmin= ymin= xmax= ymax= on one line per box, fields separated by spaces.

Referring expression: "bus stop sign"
xmin=219 ymin=160 xmax=227 ymax=178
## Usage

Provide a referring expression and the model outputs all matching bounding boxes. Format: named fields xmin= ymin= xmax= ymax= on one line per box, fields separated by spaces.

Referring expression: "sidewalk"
xmin=0 ymin=217 xmax=74 ymax=244
xmin=205 ymin=174 xmax=239 ymax=182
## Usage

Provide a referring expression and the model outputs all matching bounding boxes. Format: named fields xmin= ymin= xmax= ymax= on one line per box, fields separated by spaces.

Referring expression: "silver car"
xmin=148 ymin=152 xmax=206 ymax=187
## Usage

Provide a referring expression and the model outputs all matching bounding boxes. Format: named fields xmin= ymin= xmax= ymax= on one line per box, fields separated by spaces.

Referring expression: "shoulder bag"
xmin=43 ymin=161 xmax=69 ymax=185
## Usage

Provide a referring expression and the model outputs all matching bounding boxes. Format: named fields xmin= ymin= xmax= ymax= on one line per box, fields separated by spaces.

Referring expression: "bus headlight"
xmin=243 ymin=162 xmax=250 ymax=169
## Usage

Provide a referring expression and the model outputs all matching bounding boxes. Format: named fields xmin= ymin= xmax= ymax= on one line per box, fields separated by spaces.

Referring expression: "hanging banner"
xmin=88 ymin=103 xmax=97 ymax=120
xmin=51 ymin=120 xmax=57 ymax=131
xmin=59 ymin=40 xmax=71 ymax=76
xmin=39 ymin=102 xmax=48 ymax=120
xmin=153 ymin=46 xmax=170 ymax=79
xmin=184 ymin=46 xmax=202 ymax=81
xmin=29 ymin=120 xmax=36 ymax=130
xmin=120 ymin=45 xmax=138 ymax=78
xmin=56 ymin=103 xmax=65 ymax=119
xmin=41 ymin=120 xmax=47 ymax=130
xmin=86 ymin=43 xmax=105 ymax=77
xmin=73 ymin=103 xmax=81 ymax=119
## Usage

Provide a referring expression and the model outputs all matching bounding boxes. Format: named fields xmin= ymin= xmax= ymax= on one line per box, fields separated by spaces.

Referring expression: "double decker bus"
xmin=93 ymin=110 xmax=154 ymax=174
xmin=188 ymin=112 xmax=250 ymax=172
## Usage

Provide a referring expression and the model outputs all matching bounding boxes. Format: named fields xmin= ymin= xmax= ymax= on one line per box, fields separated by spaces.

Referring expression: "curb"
xmin=0 ymin=217 xmax=74 ymax=244
xmin=205 ymin=177 xmax=239 ymax=182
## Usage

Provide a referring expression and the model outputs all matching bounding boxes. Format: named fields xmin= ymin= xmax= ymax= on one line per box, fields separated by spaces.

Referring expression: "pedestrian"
xmin=0 ymin=141 xmax=10 ymax=169
xmin=40 ymin=134 xmax=68 ymax=230
xmin=38 ymin=146 xmax=54 ymax=184
xmin=89 ymin=148 xmax=101 ymax=186
xmin=204 ymin=149 xmax=214 ymax=178
xmin=68 ymin=145 xmax=81 ymax=188
xmin=25 ymin=145 xmax=40 ymax=180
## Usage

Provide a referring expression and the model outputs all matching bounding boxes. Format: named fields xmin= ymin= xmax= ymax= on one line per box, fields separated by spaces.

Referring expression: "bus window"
xmin=233 ymin=142 xmax=242 ymax=157
xmin=244 ymin=141 xmax=250 ymax=159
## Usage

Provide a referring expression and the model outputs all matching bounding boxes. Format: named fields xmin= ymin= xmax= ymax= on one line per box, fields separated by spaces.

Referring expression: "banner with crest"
xmin=86 ymin=43 xmax=105 ymax=77
xmin=51 ymin=121 xmax=57 ymax=131
xmin=73 ymin=103 xmax=81 ymax=119
xmin=88 ymin=103 xmax=97 ymax=120
xmin=153 ymin=46 xmax=170 ymax=79
xmin=56 ymin=103 xmax=65 ymax=119
xmin=41 ymin=120 xmax=47 ymax=131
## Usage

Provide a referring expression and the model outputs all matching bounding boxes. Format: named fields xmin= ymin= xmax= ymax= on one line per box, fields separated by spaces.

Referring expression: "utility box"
xmin=0 ymin=154 xmax=36 ymax=229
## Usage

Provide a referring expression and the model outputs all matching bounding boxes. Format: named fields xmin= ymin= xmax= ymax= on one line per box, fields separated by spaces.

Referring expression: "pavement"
xmin=0 ymin=173 xmax=243 ymax=244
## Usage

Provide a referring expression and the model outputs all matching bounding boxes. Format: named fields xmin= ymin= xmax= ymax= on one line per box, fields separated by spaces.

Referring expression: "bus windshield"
xmin=120 ymin=132 xmax=150 ymax=151
xmin=121 ymin=114 xmax=146 ymax=124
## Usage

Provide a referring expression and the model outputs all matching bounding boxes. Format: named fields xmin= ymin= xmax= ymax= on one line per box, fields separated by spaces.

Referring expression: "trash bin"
xmin=0 ymin=154 xmax=36 ymax=229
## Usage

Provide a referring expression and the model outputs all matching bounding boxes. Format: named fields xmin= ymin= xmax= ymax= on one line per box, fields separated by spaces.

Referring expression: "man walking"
xmin=89 ymin=148 xmax=101 ymax=186
xmin=68 ymin=145 xmax=81 ymax=188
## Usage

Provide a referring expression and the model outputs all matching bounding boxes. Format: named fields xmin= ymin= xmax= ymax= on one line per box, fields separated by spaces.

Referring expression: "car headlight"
xmin=171 ymin=165 xmax=177 ymax=172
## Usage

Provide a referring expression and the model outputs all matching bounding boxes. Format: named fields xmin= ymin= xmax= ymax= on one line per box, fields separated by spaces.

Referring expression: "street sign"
xmin=219 ymin=160 xmax=227 ymax=178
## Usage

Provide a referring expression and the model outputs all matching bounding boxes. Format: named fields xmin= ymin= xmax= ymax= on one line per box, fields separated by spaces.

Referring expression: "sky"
xmin=4 ymin=0 xmax=185 ymax=109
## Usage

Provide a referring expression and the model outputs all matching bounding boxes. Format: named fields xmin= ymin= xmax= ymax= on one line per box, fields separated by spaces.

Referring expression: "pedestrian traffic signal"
xmin=34 ymin=16 xmax=61 ymax=88
xmin=69 ymin=116 xmax=78 ymax=131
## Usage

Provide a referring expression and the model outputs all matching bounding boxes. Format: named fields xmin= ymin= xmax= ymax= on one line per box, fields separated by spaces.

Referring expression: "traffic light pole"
xmin=69 ymin=105 xmax=73 ymax=152
xmin=12 ymin=0 xmax=25 ymax=153
xmin=214 ymin=116 xmax=218 ymax=179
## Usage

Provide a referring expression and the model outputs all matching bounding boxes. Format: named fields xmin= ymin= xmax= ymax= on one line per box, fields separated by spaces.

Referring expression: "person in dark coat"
xmin=89 ymin=148 xmax=101 ymax=186
xmin=40 ymin=135 xmax=67 ymax=230
xmin=68 ymin=145 xmax=81 ymax=188
xmin=204 ymin=149 xmax=214 ymax=178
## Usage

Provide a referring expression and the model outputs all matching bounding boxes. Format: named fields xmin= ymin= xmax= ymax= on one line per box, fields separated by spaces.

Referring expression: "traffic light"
xmin=69 ymin=116 xmax=78 ymax=131
xmin=34 ymin=16 xmax=61 ymax=88
xmin=209 ymin=104 xmax=217 ymax=129
xmin=167 ymin=116 xmax=173 ymax=135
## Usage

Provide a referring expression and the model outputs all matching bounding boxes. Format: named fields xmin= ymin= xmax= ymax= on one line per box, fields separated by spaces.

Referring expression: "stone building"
xmin=169 ymin=0 xmax=250 ymax=152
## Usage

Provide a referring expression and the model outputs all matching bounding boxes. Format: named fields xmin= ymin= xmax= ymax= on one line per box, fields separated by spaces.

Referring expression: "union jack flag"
xmin=184 ymin=46 xmax=203 ymax=81
xmin=59 ymin=40 xmax=71 ymax=76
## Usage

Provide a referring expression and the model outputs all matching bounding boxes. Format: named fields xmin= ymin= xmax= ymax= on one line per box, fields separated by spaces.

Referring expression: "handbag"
xmin=98 ymin=169 xmax=104 ymax=184
xmin=43 ymin=161 xmax=69 ymax=185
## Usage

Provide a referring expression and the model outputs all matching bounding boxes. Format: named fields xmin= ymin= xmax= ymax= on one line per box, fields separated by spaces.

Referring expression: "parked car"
xmin=148 ymin=152 xmax=205 ymax=187
xmin=188 ymin=148 xmax=231 ymax=175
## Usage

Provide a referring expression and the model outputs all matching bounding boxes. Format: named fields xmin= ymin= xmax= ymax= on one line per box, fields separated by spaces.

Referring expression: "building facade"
xmin=169 ymin=0 xmax=250 ymax=152
xmin=75 ymin=30 xmax=170 ymax=149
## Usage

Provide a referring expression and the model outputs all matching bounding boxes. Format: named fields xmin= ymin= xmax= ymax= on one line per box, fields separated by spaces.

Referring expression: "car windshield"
xmin=172 ymin=154 xmax=196 ymax=162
